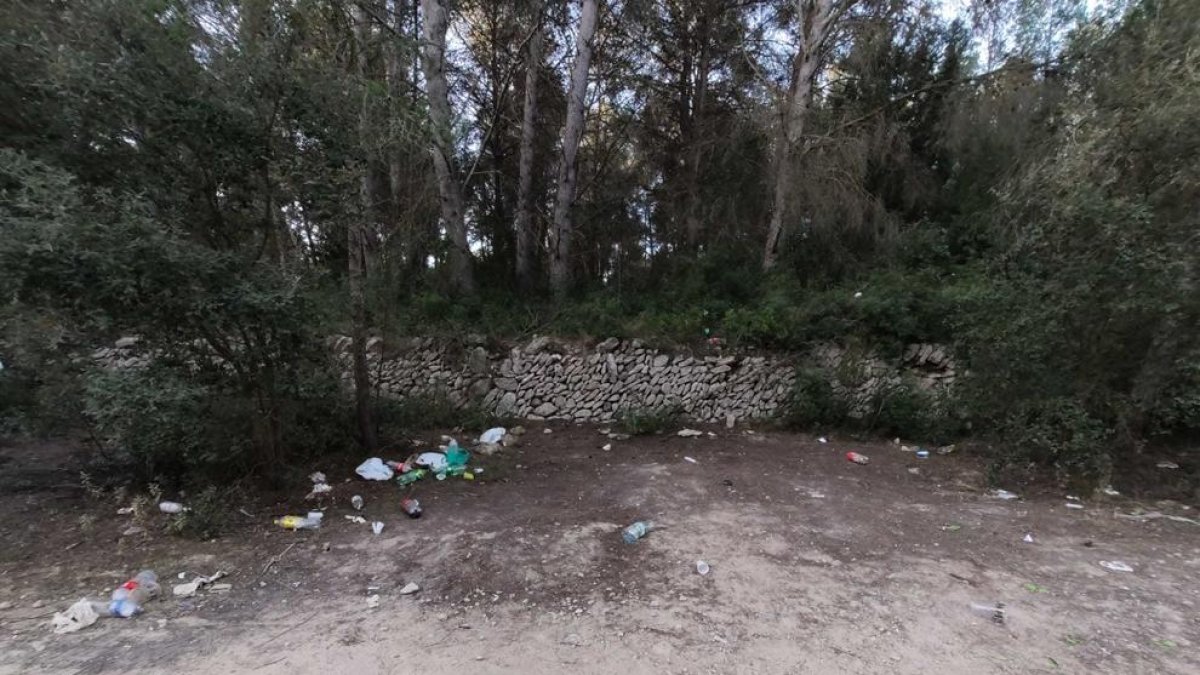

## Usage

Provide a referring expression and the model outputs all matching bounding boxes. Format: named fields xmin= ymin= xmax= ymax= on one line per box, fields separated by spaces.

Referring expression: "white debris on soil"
xmin=399 ymin=582 xmax=420 ymax=595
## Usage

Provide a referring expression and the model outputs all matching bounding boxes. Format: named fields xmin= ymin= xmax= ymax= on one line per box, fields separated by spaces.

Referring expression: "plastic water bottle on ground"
xmin=109 ymin=570 xmax=159 ymax=618
xmin=622 ymin=521 xmax=652 ymax=544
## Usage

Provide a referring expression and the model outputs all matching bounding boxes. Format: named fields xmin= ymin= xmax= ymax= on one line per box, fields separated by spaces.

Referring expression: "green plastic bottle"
xmin=396 ymin=468 xmax=427 ymax=486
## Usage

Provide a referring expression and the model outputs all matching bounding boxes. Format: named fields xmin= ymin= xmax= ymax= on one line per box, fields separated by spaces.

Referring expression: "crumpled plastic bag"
xmin=478 ymin=427 xmax=506 ymax=444
xmin=355 ymin=457 xmax=394 ymax=481
xmin=51 ymin=599 xmax=100 ymax=634
xmin=415 ymin=452 xmax=448 ymax=472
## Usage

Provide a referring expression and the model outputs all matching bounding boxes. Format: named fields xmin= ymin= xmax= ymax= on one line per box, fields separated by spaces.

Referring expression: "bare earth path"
xmin=1 ymin=426 xmax=1197 ymax=674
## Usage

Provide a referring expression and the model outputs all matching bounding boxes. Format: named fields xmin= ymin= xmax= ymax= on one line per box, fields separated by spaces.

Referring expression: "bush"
xmin=615 ymin=405 xmax=682 ymax=435
xmin=164 ymin=485 xmax=238 ymax=539
xmin=777 ymin=368 xmax=850 ymax=430
xmin=990 ymin=399 xmax=1112 ymax=488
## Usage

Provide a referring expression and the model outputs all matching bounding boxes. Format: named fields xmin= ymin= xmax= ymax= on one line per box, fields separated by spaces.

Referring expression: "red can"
xmin=846 ymin=451 xmax=870 ymax=465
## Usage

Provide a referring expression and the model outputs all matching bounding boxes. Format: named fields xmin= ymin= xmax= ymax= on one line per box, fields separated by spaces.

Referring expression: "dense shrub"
xmin=615 ymin=405 xmax=682 ymax=435
xmin=777 ymin=368 xmax=850 ymax=430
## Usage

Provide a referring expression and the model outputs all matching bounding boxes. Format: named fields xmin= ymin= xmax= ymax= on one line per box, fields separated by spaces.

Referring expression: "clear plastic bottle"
xmin=108 ymin=570 xmax=159 ymax=618
xmin=622 ymin=521 xmax=652 ymax=544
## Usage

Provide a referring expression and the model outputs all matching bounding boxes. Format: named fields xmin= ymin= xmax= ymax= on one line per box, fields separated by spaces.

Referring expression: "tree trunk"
xmin=352 ymin=6 xmax=378 ymax=452
xmin=763 ymin=0 xmax=837 ymax=271
xmin=420 ymin=0 xmax=475 ymax=295
xmin=548 ymin=0 xmax=600 ymax=298
xmin=683 ymin=7 xmax=712 ymax=250
xmin=514 ymin=3 xmax=544 ymax=292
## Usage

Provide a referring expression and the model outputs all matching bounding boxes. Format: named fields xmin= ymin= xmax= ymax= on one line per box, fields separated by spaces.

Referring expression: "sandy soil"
xmin=1 ymin=426 xmax=1197 ymax=674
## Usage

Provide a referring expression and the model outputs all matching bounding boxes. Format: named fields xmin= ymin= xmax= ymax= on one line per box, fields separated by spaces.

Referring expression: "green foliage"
xmin=615 ymin=405 xmax=682 ymax=436
xmin=165 ymin=486 xmax=238 ymax=540
xmin=777 ymin=368 xmax=850 ymax=431
xmin=991 ymin=399 xmax=1112 ymax=488
xmin=374 ymin=394 xmax=508 ymax=444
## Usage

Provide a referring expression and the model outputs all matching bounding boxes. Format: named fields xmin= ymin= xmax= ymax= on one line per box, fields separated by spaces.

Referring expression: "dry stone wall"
xmin=356 ymin=336 xmax=797 ymax=424
xmin=93 ymin=335 xmax=956 ymax=424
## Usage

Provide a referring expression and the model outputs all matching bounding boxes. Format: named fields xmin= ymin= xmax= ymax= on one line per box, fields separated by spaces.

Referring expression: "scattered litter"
xmin=355 ymin=458 xmax=394 ymax=481
xmin=808 ymin=490 xmax=826 ymax=499
xmin=1023 ymin=533 xmax=1035 ymax=543
xmin=351 ymin=495 xmax=364 ymax=511
xmin=817 ymin=436 xmax=828 ymax=444
xmin=208 ymin=583 xmax=231 ymax=593
xmin=371 ymin=521 xmax=384 ymax=535
xmin=543 ymin=428 xmax=553 ymax=434
xmin=1099 ymin=560 xmax=1134 ymax=573
xmin=969 ymin=601 xmax=1006 ymax=625
xmin=415 ymin=452 xmax=449 ymax=472
xmin=401 ymin=497 xmax=422 ymax=519
xmin=1156 ymin=461 xmax=1179 ymax=469
xmin=989 ymin=489 xmax=1019 ymax=500
xmin=725 ymin=414 xmax=735 ymax=429
xmin=396 ymin=468 xmax=428 ymax=485
xmin=478 ymin=427 xmax=506 ymax=445
xmin=854 ymin=291 xmax=863 ymax=298
xmin=941 ymin=523 xmax=962 ymax=532
xmin=109 ymin=570 xmax=160 ymax=618
xmin=51 ymin=599 xmax=101 ymax=634
xmin=907 ymin=467 xmax=921 ymax=475
xmin=937 ymin=444 xmax=957 ymax=455
xmin=900 ymin=445 xmax=915 ymax=453
xmin=444 ymin=440 xmax=471 ymax=467
xmin=158 ymin=501 xmax=187 ymax=514
xmin=706 ymin=431 xmax=717 ymax=438
xmin=622 ymin=520 xmax=652 ymax=544
xmin=1065 ymin=503 xmax=1085 ymax=510
xmin=1101 ymin=485 xmax=1120 ymax=497
xmin=607 ymin=432 xmax=631 ymax=441
xmin=1115 ymin=510 xmax=1200 ymax=525
xmin=1066 ymin=495 xmax=1081 ymax=501
xmin=307 ymin=472 xmax=332 ymax=499
xmin=122 ymin=525 xmax=146 ymax=536
xmin=683 ymin=456 xmax=697 ymax=464
xmin=1024 ymin=582 xmax=1048 ymax=593
xmin=602 ymin=444 xmax=612 ymax=451
xmin=696 ymin=560 xmax=711 ymax=576
xmin=893 ymin=437 xmax=901 ymax=445
xmin=172 ymin=571 xmax=227 ymax=598
xmin=915 ymin=449 xmax=930 ymax=459
xmin=116 ymin=506 xmax=134 ymax=515
xmin=344 ymin=515 xmax=367 ymax=524
xmin=677 ymin=429 xmax=704 ymax=438
xmin=846 ymin=452 xmax=869 ymax=465
xmin=399 ymin=582 xmax=420 ymax=595
xmin=275 ymin=512 xmax=323 ymax=530
xmin=177 ymin=572 xmax=186 ymax=579
xmin=366 ymin=595 xmax=380 ymax=609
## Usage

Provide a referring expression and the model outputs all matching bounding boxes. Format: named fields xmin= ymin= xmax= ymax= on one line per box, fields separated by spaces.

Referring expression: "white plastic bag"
xmin=479 ymin=427 xmax=506 ymax=444
xmin=355 ymin=457 xmax=394 ymax=481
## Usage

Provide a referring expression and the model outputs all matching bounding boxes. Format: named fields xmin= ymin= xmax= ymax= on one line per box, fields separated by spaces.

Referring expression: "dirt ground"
xmin=1 ymin=425 xmax=1197 ymax=674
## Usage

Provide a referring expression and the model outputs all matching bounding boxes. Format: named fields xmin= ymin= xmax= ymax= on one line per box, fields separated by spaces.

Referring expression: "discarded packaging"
xmin=846 ymin=452 xmax=869 ymax=465
xmin=356 ymin=458 xmax=394 ymax=481
xmin=696 ymin=560 xmax=711 ymax=576
xmin=543 ymin=428 xmax=553 ymax=434
xmin=937 ymin=444 xmax=957 ymax=455
xmin=445 ymin=441 xmax=471 ymax=467
xmin=1099 ymin=560 xmax=1134 ymax=573
xmin=109 ymin=570 xmax=159 ymax=618
xmin=158 ymin=501 xmax=188 ymax=514
xmin=351 ymin=495 xmax=364 ymax=511
xmin=1156 ymin=461 xmax=1179 ymax=469
xmin=307 ymin=471 xmax=332 ymax=499
xmin=684 ymin=456 xmax=698 ymax=464
xmin=817 ymin=436 xmax=828 ymax=444
xmin=622 ymin=520 xmax=652 ymax=544
xmin=275 ymin=512 xmax=323 ymax=530
xmin=172 ymin=571 xmax=227 ymax=598
xmin=1065 ymin=503 xmax=1085 ymax=510
xmin=366 ymin=595 xmax=380 ymax=609
xmin=602 ymin=444 xmax=612 ymax=451
xmin=1101 ymin=485 xmax=1120 ymax=497
xmin=399 ymin=582 xmax=420 ymax=595
xmin=969 ymin=601 xmax=1006 ymax=625
xmin=1023 ymin=533 xmax=1035 ymax=544
xmin=915 ymin=449 xmax=930 ymax=459
xmin=396 ymin=468 xmax=428 ymax=486
xmin=51 ymin=599 xmax=101 ymax=634
xmin=479 ymin=427 xmax=506 ymax=445
xmin=989 ymin=489 xmax=1019 ymax=500
xmin=401 ymin=497 xmax=422 ymax=518
xmin=344 ymin=515 xmax=367 ymax=524
xmin=371 ymin=521 xmax=385 ymax=535
xmin=415 ymin=452 xmax=449 ymax=472
xmin=677 ymin=429 xmax=704 ymax=438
